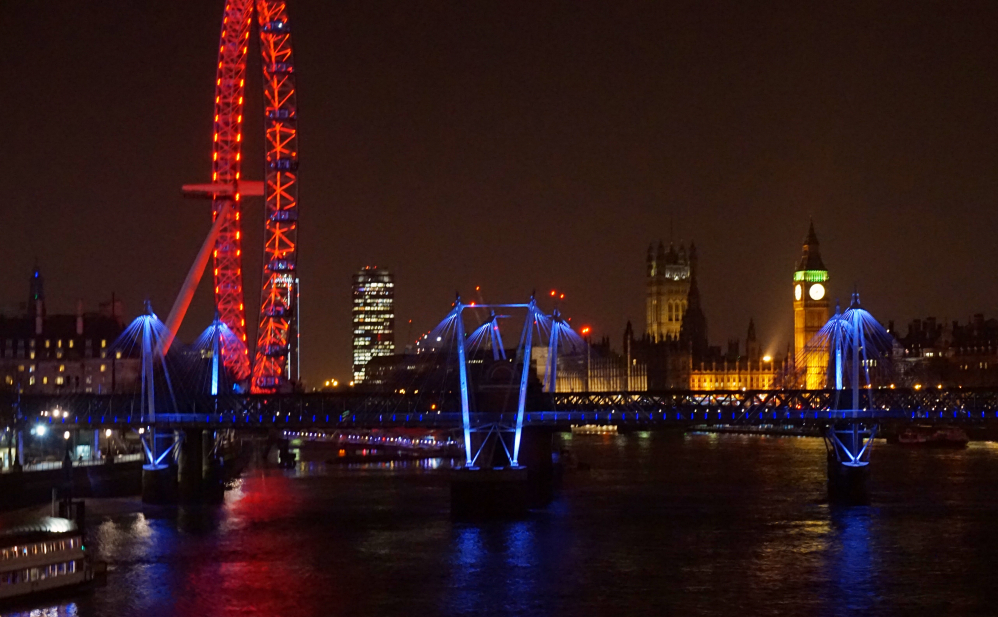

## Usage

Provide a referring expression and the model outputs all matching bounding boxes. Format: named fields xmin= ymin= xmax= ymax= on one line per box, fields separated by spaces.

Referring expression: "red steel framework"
xmin=210 ymin=1 xmax=300 ymax=392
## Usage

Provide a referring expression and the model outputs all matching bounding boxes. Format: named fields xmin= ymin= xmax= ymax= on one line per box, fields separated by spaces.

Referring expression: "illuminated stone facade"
xmin=646 ymin=242 xmax=695 ymax=342
xmin=689 ymin=320 xmax=785 ymax=391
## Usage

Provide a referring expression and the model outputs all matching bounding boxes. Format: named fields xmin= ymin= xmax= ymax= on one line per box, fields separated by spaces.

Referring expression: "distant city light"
xmin=35 ymin=425 xmax=47 ymax=437
xmin=63 ymin=431 xmax=70 ymax=440
xmin=763 ymin=355 xmax=772 ymax=362
xmin=105 ymin=429 xmax=113 ymax=437
xmin=138 ymin=428 xmax=145 ymax=435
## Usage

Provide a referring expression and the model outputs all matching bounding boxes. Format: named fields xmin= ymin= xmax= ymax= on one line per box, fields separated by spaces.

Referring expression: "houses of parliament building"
xmin=552 ymin=224 xmax=828 ymax=392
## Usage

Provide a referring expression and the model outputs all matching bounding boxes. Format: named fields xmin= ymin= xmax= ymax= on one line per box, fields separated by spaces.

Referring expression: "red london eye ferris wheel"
xmin=173 ymin=1 xmax=300 ymax=393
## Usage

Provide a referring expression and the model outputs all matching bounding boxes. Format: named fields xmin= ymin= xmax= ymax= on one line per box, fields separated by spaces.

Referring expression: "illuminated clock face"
xmin=809 ymin=283 xmax=826 ymax=301
xmin=794 ymin=284 xmax=802 ymax=301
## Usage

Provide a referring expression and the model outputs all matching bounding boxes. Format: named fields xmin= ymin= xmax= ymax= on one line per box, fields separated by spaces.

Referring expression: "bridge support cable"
xmin=489 ymin=312 xmax=507 ymax=360
xmin=211 ymin=317 xmax=221 ymax=397
xmin=114 ymin=305 xmax=181 ymax=468
xmin=512 ymin=299 xmax=537 ymax=466
xmin=454 ymin=300 xmax=473 ymax=466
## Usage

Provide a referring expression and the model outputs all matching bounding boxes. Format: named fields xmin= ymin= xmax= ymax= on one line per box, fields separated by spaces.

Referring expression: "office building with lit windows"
xmin=352 ymin=267 xmax=395 ymax=383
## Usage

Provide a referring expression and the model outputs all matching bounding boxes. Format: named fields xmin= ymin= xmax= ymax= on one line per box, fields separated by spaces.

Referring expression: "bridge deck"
xmin=4 ymin=389 xmax=998 ymax=430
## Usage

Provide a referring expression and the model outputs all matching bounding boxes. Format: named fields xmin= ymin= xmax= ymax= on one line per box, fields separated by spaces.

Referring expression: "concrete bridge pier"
xmin=202 ymin=430 xmax=226 ymax=503
xmin=178 ymin=428 xmax=205 ymax=502
xmin=142 ymin=464 xmax=177 ymax=504
xmin=450 ymin=427 xmax=557 ymax=519
xmin=142 ymin=429 xmax=178 ymax=504
xmin=520 ymin=427 xmax=557 ymax=508
xmin=827 ymin=455 xmax=870 ymax=504
xmin=824 ymin=422 xmax=876 ymax=505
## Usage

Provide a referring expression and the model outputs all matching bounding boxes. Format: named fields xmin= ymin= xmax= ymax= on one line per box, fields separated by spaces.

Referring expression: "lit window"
xmin=45 ymin=340 xmax=50 ymax=348
xmin=101 ymin=340 xmax=107 ymax=348
xmin=42 ymin=377 xmax=48 ymax=385
xmin=57 ymin=340 xmax=62 ymax=348
xmin=68 ymin=340 xmax=74 ymax=349
xmin=55 ymin=377 xmax=64 ymax=385
xmin=59 ymin=365 xmax=65 ymax=372
xmin=115 ymin=351 xmax=122 ymax=359
xmin=100 ymin=365 xmax=106 ymax=372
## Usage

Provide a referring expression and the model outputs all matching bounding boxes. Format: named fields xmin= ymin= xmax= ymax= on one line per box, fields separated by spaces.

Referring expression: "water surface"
xmin=5 ymin=433 xmax=998 ymax=616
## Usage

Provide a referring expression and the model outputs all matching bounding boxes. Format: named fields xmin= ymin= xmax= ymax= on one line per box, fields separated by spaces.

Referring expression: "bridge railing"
xmin=4 ymin=389 xmax=998 ymax=428
xmin=0 ymin=453 xmax=144 ymax=474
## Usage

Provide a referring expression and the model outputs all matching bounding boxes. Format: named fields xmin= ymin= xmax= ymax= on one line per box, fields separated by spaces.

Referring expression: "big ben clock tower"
xmin=793 ymin=222 xmax=830 ymax=389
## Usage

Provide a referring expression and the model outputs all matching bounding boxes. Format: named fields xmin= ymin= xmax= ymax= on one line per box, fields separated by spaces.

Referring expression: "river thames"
xmin=5 ymin=432 xmax=998 ymax=616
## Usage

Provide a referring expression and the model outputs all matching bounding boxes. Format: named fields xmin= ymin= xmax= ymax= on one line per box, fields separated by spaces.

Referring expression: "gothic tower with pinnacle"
xmin=646 ymin=241 xmax=694 ymax=341
xmin=793 ymin=222 xmax=830 ymax=389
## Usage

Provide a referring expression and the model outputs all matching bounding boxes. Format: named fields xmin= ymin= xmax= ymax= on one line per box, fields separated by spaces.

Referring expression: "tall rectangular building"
xmin=352 ymin=266 xmax=395 ymax=383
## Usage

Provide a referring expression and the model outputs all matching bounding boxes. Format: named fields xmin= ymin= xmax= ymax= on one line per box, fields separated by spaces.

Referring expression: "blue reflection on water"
xmin=449 ymin=520 xmax=542 ymax=615
xmin=827 ymin=506 xmax=880 ymax=615
xmin=2 ymin=603 xmax=77 ymax=617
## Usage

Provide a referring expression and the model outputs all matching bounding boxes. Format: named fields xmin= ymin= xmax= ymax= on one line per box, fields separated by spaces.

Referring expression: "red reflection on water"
xmin=173 ymin=472 xmax=325 ymax=616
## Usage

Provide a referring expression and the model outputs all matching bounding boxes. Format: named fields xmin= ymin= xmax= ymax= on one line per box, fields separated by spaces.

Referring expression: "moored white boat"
xmin=0 ymin=516 xmax=96 ymax=604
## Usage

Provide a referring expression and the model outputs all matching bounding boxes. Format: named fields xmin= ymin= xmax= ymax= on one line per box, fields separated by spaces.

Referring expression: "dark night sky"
xmin=2 ymin=1 xmax=997 ymax=385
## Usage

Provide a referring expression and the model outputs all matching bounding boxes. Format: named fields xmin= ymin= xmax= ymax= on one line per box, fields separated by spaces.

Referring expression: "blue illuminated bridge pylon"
xmin=792 ymin=288 xmax=897 ymax=501
xmin=429 ymin=295 xmax=584 ymax=468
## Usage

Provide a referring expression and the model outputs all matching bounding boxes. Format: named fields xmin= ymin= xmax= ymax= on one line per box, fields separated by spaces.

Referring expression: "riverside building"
xmin=351 ymin=266 xmax=395 ymax=384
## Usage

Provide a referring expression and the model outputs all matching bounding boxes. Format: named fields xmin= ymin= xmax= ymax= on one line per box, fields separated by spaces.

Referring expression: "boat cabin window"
xmin=0 ymin=560 xmax=78 ymax=585
xmin=1 ymin=536 xmax=80 ymax=561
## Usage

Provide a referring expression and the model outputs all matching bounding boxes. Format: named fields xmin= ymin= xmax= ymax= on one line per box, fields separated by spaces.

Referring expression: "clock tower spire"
xmin=793 ymin=221 xmax=830 ymax=388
